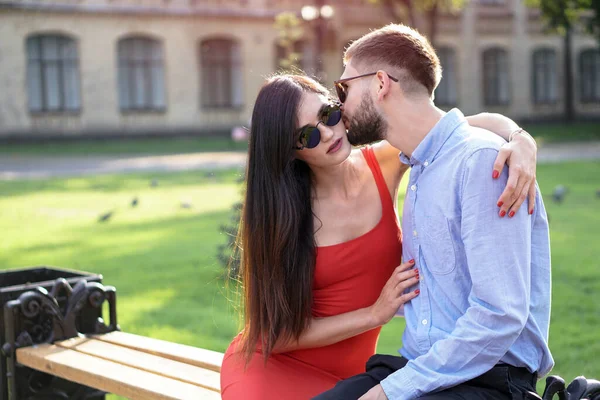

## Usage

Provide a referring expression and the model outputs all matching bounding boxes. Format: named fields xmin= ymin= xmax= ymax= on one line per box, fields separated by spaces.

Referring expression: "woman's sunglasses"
xmin=295 ymin=103 xmax=342 ymax=150
xmin=333 ymin=72 xmax=399 ymax=104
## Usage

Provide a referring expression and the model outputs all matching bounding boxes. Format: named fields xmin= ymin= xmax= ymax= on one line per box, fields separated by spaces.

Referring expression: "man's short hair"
xmin=344 ymin=24 xmax=442 ymax=97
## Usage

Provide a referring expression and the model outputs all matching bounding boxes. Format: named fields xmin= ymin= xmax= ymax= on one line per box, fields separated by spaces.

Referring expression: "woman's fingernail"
xmin=529 ymin=208 xmax=534 ymax=215
xmin=492 ymin=170 xmax=499 ymax=179
xmin=509 ymin=211 xmax=515 ymax=218
xmin=414 ymin=268 xmax=419 ymax=274
xmin=499 ymin=210 xmax=506 ymax=217
xmin=409 ymin=259 xmax=415 ymax=264
xmin=415 ymin=289 xmax=420 ymax=295
xmin=497 ymin=201 xmax=504 ymax=207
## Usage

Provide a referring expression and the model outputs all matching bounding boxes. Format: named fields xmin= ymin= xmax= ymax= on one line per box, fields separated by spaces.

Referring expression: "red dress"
xmin=220 ymin=147 xmax=403 ymax=399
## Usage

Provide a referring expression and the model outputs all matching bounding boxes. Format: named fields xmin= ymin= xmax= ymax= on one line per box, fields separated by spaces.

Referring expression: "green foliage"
xmin=366 ymin=0 xmax=466 ymax=23
xmin=525 ymin=0 xmax=593 ymax=32
xmin=274 ymin=11 xmax=305 ymax=71
xmin=411 ymin=0 xmax=465 ymax=13
xmin=366 ymin=0 xmax=467 ymax=46
xmin=587 ymin=0 xmax=600 ymax=40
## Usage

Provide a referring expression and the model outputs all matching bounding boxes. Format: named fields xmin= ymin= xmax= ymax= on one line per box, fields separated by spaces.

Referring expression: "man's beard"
xmin=346 ymin=94 xmax=387 ymax=146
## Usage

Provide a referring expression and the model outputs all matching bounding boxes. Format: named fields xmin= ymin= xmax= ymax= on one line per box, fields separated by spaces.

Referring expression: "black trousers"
xmin=312 ymin=354 xmax=537 ymax=400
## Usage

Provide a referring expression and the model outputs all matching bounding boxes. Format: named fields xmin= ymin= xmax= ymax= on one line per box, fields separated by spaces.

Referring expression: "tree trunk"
xmin=564 ymin=25 xmax=575 ymax=122
xmin=385 ymin=0 xmax=416 ymax=26
xmin=428 ymin=3 xmax=439 ymax=48
xmin=405 ymin=0 xmax=417 ymax=27
xmin=315 ymin=0 xmax=325 ymax=81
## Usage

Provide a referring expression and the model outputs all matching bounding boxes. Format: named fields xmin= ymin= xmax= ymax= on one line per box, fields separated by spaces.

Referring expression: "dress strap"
xmin=360 ymin=146 xmax=395 ymax=216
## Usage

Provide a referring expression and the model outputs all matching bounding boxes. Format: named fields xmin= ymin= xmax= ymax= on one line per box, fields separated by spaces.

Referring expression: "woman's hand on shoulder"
xmin=492 ymin=129 xmax=538 ymax=217
xmin=465 ymin=112 xmax=538 ymax=217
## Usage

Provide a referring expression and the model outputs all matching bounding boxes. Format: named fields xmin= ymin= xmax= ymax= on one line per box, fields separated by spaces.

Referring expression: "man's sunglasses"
xmin=295 ymin=103 xmax=342 ymax=150
xmin=333 ymin=72 xmax=399 ymax=103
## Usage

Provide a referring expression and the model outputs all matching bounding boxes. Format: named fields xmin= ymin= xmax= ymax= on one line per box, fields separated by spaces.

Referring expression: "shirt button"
xmin=422 ymin=319 xmax=428 ymax=325
xmin=413 ymin=230 xmax=418 ymax=237
xmin=424 ymin=161 xmax=429 ymax=166
xmin=410 ymin=185 xmax=416 ymax=191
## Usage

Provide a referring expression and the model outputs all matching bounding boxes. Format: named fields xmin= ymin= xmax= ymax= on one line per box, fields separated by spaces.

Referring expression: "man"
xmin=314 ymin=24 xmax=553 ymax=400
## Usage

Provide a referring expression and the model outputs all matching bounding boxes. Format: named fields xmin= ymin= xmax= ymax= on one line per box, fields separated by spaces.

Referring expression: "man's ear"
xmin=375 ymin=70 xmax=392 ymax=101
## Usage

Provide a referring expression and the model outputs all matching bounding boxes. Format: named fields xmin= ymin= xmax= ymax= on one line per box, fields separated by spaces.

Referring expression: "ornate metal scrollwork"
xmin=2 ymin=279 xmax=119 ymax=400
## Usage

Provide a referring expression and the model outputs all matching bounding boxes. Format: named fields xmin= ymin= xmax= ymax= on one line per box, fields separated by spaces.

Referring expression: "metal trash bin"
xmin=0 ymin=266 xmax=112 ymax=400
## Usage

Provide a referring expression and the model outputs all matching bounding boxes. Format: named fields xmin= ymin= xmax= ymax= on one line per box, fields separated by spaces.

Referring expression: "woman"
xmin=220 ymin=74 xmax=537 ymax=399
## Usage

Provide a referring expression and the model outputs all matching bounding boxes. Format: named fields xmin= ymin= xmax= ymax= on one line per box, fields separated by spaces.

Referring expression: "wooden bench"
xmin=1 ymin=277 xmax=225 ymax=399
xmin=16 ymin=331 xmax=224 ymax=400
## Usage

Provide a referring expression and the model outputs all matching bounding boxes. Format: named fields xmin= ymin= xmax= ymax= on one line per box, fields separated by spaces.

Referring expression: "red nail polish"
xmin=414 ymin=268 xmax=419 ymax=274
xmin=415 ymin=289 xmax=420 ymax=295
xmin=529 ymin=208 xmax=534 ymax=215
xmin=497 ymin=201 xmax=504 ymax=207
xmin=409 ymin=259 xmax=415 ymax=264
xmin=492 ymin=170 xmax=499 ymax=179
xmin=499 ymin=210 xmax=506 ymax=217
xmin=509 ymin=211 xmax=515 ymax=218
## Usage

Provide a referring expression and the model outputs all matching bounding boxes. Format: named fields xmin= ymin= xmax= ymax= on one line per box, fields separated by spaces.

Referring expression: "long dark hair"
xmin=237 ymin=74 xmax=330 ymax=362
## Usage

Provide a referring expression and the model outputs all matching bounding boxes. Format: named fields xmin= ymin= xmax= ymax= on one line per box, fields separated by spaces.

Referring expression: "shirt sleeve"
xmin=381 ymin=148 xmax=532 ymax=400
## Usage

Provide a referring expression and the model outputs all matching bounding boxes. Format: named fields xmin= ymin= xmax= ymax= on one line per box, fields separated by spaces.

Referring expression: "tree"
xmin=368 ymin=0 xmax=466 ymax=48
xmin=525 ymin=0 xmax=597 ymax=122
xmin=273 ymin=11 xmax=305 ymax=71
xmin=586 ymin=0 xmax=600 ymax=41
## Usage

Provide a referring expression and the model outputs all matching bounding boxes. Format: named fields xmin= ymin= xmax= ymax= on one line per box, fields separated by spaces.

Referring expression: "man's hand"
xmin=359 ymin=384 xmax=389 ymax=400
xmin=492 ymin=129 xmax=537 ymax=217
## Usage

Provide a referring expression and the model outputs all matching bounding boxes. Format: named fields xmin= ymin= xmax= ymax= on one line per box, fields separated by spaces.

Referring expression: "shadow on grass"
xmin=0 ymin=136 xmax=249 ymax=156
xmin=0 ymin=169 xmax=245 ymax=198
xmin=525 ymin=121 xmax=600 ymax=144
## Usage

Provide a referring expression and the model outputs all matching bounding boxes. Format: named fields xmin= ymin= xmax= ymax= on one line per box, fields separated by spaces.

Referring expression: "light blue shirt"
xmin=381 ymin=109 xmax=554 ymax=399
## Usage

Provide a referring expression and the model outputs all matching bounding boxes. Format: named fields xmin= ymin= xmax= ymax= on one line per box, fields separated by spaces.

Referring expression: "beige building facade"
xmin=0 ymin=0 xmax=599 ymax=138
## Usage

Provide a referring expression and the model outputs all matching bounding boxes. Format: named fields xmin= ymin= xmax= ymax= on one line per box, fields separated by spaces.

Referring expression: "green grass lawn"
xmin=523 ymin=121 xmax=600 ymax=144
xmin=0 ymin=161 xmax=599 ymax=397
xmin=0 ymin=120 xmax=597 ymax=156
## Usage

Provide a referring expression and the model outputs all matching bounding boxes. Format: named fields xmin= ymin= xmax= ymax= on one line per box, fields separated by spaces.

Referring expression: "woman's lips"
xmin=327 ymin=138 xmax=342 ymax=154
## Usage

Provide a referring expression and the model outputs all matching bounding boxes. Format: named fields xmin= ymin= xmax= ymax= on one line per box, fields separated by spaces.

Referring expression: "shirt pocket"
xmin=420 ymin=216 xmax=457 ymax=275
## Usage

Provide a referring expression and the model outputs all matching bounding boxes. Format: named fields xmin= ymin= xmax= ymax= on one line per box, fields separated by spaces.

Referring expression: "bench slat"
xmin=16 ymin=344 xmax=220 ymax=400
xmin=56 ymin=336 xmax=220 ymax=392
xmin=92 ymin=331 xmax=223 ymax=373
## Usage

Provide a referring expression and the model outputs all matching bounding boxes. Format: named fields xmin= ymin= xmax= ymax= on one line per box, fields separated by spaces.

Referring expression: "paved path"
xmin=1 ymin=141 xmax=599 ymax=180
xmin=0 ymin=152 xmax=247 ymax=180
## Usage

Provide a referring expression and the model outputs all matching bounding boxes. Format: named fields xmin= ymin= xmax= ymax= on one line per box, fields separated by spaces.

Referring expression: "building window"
xmin=26 ymin=34 xmax=81 ymax=113
xmin=200 ymin=38 xmax=243 ymax=109
xmin=483 ymin=48 xmax=510 ymax=106
xmin=274 ymin=41 xmax=315 ymax=74
xmin=580 ymin=49 xmax=600 ymax=103
xmin=117 ymin=37 xmax=166 ymax=112
xmin=532 ymin=48 xmax=557 ymax=104
xmin=435 ymin=47 xmax=458 ymax=106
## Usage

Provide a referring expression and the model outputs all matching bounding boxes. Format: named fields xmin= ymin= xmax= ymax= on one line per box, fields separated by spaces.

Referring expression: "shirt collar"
xmin=399 ymin=108 xmax=467 ymax=167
